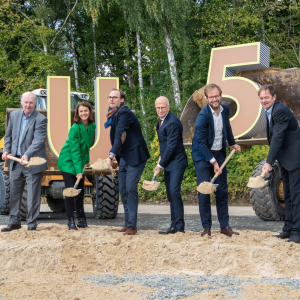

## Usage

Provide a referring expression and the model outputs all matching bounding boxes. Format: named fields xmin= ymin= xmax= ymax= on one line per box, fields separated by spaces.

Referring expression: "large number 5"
xmin=207 ymin=42 xmax=270 ymax=139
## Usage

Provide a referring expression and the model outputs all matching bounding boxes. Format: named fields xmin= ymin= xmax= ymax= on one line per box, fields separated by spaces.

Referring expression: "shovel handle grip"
xmin=261 ymin=169 xmax=267 ymax=177
xmin=74 ymin=164 xmax=87 ymax=189
xmin=214 ymin=149 xmax=236 ymax=178
xmin=7 ymin=155 xmax=28 ymax=165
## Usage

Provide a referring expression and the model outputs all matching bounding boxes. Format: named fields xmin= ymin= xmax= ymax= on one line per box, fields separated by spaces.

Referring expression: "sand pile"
xmin=93 ymin=158 xmax=115 ymax=175
xmin=247 ymin=176 xmax=266 ymax=188
xmin=142 ymin=180 xmax=160 ymax=191
xmin=197 ymin=181 xmax=216 ymax=194
xmin=63 ymin=187 xmax=80 ymax=197
xmin=27 ymin=157 xmax=47 ymax=167
xmin=0 ymin=224 xmax=300 ymax=278
xmin=1 ymin=224 xmax=300 ymax=299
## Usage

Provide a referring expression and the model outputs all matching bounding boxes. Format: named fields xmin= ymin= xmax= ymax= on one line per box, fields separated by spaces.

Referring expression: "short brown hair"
xmin=204 ymin=83 xmax=222 ymax=98
xmin=111 ymin=88 xmax=126 ymax=101
xmin=74 ymin=102 xmax=94 ymax=124
xmin=258 ymin=85 xmax=276 ymax=97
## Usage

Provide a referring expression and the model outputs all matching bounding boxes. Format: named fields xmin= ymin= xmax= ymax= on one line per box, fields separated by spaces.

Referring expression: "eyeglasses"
xmin=107 ymin=96 xmax=119 ymax=100
xmin=156 ymin=106 xmax=168 ymax=111
xmin=207 ymin=95 xmax=221 ymax=100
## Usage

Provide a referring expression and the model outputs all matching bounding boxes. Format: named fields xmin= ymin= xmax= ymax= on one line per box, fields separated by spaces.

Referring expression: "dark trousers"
xmin=118 ymin=157 xmax=146 ymax=229
xmin=9 ymin=162 xmax=43 ymax=228
xmin=61 ymin=172 xmax=85 ymax=218
xmin=281 ymin=165 xmax=300 ymax=235
xmin=164 ymin=168 xmax=186 ymax=229
xmin=194 ymin=150 xmax=229 ymax=229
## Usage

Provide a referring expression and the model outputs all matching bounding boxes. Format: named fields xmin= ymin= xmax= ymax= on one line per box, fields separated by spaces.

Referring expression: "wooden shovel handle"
xmin=215 ymin=149 xmax=236 ymax=177
xmin=261 ymin=169 xmax=267 ymax=177
xmin=7 ymin=155 xmax=28 ymax=165
xmin=74 ymin=164 xmax=87 ymax=189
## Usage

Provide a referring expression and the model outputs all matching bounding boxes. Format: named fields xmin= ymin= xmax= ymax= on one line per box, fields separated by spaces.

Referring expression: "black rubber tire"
xmin=93 ymin=175 xmax=119 ymax=219
xmin=0 ymin=162 xmax=10 ymax=215
xmin=20 ymin=184 xmax=28 ymax=221
xmin=47 ymin=197 xmax=66 ymax=212
xmin=250 ymin=159 xmax=285 ymax=221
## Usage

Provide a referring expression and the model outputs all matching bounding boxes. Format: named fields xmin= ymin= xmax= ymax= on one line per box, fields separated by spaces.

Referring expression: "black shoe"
xmin=174 ymin=228 xmax=185 ymax=233
xmin=28 ymin=227 xmax=37 ymax=231
xmin=159 ymin=227 xmax=176 ymax=235
xmin=272 ymin=231 xmax=291 ymax=239
xmin=77 ymin=218 xmax=88 ymax=228
xmin=1 ymin=224 xmax=21 ymax=232
xmin=68 ymin=217 xmax=78 ymax=230
xmin=286 ymin=234 xmax=300 ymax=243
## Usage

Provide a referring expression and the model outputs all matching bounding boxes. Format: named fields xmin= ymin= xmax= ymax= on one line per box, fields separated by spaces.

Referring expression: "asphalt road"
xmin=0 ymin=205 xmax=284 ymax=232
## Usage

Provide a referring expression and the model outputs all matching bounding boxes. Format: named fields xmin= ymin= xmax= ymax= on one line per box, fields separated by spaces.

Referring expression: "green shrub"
xmin=138 ymin=128 xmax=270 ymax=205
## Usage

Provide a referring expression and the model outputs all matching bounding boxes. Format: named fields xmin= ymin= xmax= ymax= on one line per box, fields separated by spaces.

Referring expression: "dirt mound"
xmin=0 ymin=224 xmax=299 ymax=278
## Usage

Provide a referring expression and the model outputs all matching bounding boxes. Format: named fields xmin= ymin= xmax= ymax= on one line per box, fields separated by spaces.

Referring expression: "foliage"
xmin=138 ymin=132 xmax=269 ymax=205
xmin=226 ymin=145 xmax=270 ymax=202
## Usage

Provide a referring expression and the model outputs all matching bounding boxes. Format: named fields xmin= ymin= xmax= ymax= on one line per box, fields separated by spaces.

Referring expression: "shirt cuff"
xmin=210 ymin=157 xmax=216 ymax=164
xmin=109 ymin=152 xmax=116 ymax=157
xmin=157 ymin=163 xmax=162 ymax=169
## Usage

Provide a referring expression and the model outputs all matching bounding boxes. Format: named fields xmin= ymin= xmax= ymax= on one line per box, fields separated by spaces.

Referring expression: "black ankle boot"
xmin=68 ymin=217 xmax=78 ymax=230
xmin=77 ymin=218 xmax=88 ymax=228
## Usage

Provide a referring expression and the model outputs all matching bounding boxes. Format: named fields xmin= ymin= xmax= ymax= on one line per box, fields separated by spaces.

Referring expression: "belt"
xmin=15 ymin=155 xmax=21 ymax=158
xmin=211 ymin=150 xmax=220 ymax=153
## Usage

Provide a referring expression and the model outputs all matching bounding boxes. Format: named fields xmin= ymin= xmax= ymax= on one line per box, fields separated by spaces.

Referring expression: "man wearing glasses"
xmin=106 ymin=89 xmax=150 ymax=235
xmin=192 ymin=83 xmax=241 ymax=237
xmin=154 ymin=96 xmax=187 ymax=234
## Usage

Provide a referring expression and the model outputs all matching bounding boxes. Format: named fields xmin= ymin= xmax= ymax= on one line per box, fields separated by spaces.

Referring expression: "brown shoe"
xmin=117 ymin=226 xmax=128 ymax=232
xmin=123 ymin=227 xmax=137 ymax=235
xmin=220 ymin=226 xmax=239 ymax=237
xmin=201 ymin=227 xmax=211 ymax=237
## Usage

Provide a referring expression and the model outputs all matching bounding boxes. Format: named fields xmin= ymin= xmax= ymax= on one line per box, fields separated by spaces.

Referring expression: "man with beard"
xmin=192 ymin=83 xmax=241 ymax=237
xmin=106 ymin=89 xmax=150 ymax=235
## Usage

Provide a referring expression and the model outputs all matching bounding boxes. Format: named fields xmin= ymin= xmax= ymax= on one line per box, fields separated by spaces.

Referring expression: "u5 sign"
xmin=181 ymin=42 xmax=273 ymax=147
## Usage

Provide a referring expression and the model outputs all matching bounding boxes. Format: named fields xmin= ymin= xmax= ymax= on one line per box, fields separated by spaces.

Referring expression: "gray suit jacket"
xmin=4 ymin=109 xmax=48 ymax=174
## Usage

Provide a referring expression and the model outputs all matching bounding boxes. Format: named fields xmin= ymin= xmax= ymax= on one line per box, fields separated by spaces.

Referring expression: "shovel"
xmin=197 ymin=149 xmax=236 ymax=194
xmin=7 ymin=154 xmax=47 ymax=167
xmin=142 ymin=171 xmax=160 ymax=191
xmin=63 ymin=164 xmax=87 ymax=197
xmin=247 ymin=169 xmax=268 ymax=188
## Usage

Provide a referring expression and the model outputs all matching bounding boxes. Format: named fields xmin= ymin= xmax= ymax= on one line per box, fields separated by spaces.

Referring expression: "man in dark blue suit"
xmin=192 ymin=83 xmax=241 ymax=237
xmin=153 ymin=96 xmax=188 ymax=234
xmin=106 ymin=89 xmax=150 ymax=235
xmin=259 ymin=85 xmax=300 ymax=243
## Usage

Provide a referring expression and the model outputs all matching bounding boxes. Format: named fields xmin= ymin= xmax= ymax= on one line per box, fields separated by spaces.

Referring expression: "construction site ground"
xmin=1 ymin=205 xmax=299 ymax=300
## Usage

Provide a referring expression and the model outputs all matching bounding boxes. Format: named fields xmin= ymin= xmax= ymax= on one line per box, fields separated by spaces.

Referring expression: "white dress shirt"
xmin=157 ymin=112 xmax=169 ymax=168
xmin=209 ymin=105 xmax=223 ymax=164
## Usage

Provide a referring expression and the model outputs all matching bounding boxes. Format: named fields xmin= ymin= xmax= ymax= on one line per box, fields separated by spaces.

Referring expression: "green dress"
xmin=58 ymin=121 xmax=96 ymax=176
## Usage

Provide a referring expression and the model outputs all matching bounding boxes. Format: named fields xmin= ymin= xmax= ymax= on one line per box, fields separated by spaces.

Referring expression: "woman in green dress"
xmin=58 ymin=102 xmax=95 ymax=230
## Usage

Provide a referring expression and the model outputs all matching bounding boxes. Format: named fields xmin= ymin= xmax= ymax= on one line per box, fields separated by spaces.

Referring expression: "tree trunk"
xmin=162 ymin=19 xmax=181 ymax=109
xmin=93 ymin=20 xmax=97 ymax=78
xmin=124 ymin=9 xmax=132 ymax=88
xmin=261 ymin=16 xmax=265 ymax=43
xmin=39 ymin=0 xmax=48 ymax=54
xmin=136 ymin=30 xmax=147 ymax=136
xmin=70 ymin=17 xmax=79 ymax=90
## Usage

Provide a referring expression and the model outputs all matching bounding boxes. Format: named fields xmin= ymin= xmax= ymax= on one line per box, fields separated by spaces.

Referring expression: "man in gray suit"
xmin=1 ymin=92 xmax=47 ymax=231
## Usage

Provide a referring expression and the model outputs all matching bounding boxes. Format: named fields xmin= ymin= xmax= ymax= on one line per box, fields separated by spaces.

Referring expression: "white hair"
xmin=21 ymin=92 xmax=37 ymax=102
xmin=155 ymin=97 xmax=169 ymax=106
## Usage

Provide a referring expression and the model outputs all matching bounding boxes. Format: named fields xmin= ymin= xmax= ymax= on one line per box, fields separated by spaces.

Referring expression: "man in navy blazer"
xmin=259 ymin=85 xmax=300 ymax=243
xmin=106 ymin=89 xmax=150 ymax=235
xmin=192 ymin=83 xmax=241 ymax=237
xmin=154 ymin=96 xmax=188 ymax=234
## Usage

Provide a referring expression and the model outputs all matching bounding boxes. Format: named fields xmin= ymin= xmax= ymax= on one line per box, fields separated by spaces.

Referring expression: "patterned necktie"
xmin=158 ymin=118 xmax=162 ymax=129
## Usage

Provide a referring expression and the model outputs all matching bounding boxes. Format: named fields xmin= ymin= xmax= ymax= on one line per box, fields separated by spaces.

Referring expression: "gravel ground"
xmin=82 ymin=274 xmax=300 ymax=300
xmin=0 ymin=212 xmax=284 ymax=232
